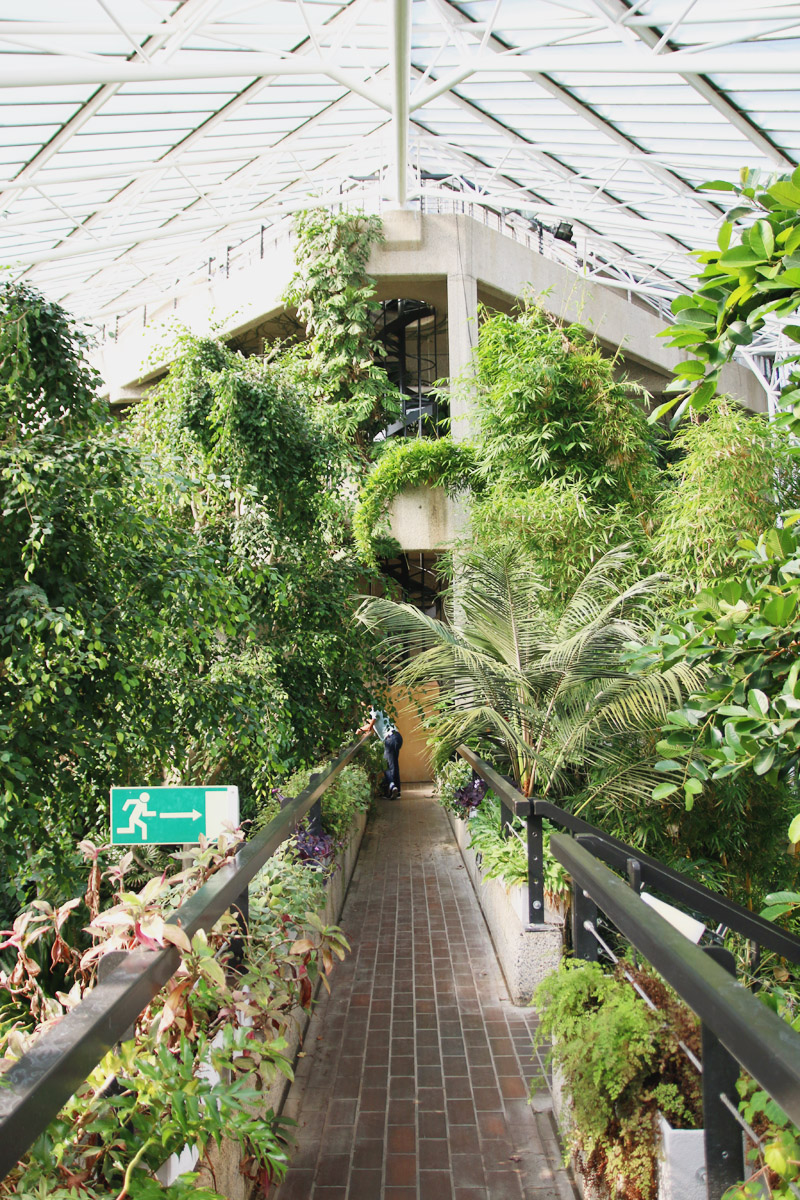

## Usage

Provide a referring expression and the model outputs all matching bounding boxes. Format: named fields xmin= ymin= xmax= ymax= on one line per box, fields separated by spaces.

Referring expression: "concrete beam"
xmin=92 ymin=209 xmax=763 ymax=412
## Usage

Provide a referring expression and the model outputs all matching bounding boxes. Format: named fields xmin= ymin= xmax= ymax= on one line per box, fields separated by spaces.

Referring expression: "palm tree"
xmin=356 ymin=544 xmax=704 ymax=807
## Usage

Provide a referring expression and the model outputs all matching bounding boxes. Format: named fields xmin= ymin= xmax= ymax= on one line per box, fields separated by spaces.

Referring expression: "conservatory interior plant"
xmin=533 ymin=959 xmax=703 ymax=1200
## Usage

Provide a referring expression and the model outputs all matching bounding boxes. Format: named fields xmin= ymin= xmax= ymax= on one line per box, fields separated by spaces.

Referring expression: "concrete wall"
xmin=385 ymin=485 xmax=453 ymax=551
xmin=91 ymin=209 xmax=765 ymax=415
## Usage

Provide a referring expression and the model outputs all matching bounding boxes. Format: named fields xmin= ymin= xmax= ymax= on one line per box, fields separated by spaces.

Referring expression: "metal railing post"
xmin=572 ymin=836 xmax=599 ymax=960
xmin=527 ymin=810 xmax=545 ymax=925
xmin=701 ymin=946 xmax=744 ymax=1200
xmin=230 ymin=884 xmax=249 ymax=968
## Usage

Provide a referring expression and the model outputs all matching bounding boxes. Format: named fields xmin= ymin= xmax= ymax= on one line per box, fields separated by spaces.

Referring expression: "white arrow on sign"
xmin=160 ymin=810 xmax=202 ymax=820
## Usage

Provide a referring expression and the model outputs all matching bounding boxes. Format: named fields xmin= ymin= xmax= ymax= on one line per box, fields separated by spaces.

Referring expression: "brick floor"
xmin=272 ymin=785 xmax=578 ymax=1200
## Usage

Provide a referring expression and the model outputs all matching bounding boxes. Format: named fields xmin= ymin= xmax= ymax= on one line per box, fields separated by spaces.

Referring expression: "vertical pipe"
xmin=390 ymin=0 xmax=411 ymax=208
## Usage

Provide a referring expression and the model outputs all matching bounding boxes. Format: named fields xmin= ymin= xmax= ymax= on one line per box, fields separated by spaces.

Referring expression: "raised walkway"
xmin=273 ymin=784 xmax=578 ymax=1200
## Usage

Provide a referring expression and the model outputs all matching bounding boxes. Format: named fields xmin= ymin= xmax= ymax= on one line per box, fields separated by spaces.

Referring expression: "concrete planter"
xmin=159 ymin=811 xmax=367 ymax=1197
xmin=446 ymin=807 xmax=563 ymax=1004
xmin=656 ymin=1115 xmax=706 ymax=1200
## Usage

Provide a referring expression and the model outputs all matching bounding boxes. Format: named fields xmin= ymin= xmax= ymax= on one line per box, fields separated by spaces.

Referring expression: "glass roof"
xmin=1 ymin=0 xmax=799 ymax=347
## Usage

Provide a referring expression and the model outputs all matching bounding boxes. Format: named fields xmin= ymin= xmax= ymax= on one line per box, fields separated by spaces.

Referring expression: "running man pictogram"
xmin=117 ymin=791 xmax=156 ymax=839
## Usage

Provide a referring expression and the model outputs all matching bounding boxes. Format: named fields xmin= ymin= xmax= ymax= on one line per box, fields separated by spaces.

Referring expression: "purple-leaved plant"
xmin=453 ymin=777 xmax=488 ymax=815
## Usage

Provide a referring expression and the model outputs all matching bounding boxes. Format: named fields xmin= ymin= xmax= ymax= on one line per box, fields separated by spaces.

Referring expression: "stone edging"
xmin=445 ymin=807 xmax=563 ymax=1005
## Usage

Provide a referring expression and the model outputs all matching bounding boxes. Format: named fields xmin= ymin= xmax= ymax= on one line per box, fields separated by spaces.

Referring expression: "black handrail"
xmin=0 ymin=734 xmax=369 ymax=1182
xmin=552 ymin=832 xmax=800 ymax=1128
xmin=457 ymin=745 xmax=800 ymax=963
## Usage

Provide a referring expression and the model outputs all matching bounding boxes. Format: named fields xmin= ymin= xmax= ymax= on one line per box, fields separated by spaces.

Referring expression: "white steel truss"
xmin=0 ymin=0 xmax=798 ymax=363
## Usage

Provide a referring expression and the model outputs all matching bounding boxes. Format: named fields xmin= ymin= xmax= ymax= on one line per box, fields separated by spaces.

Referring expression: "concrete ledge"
xmin=446 ymin=808 xmax=563 ymax=1005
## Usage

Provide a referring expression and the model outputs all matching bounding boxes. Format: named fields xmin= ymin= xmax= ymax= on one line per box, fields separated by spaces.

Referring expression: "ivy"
xmin=353 ymin=437 xmax=481 ymax=562
xmin=133 ymin=328 xmax=381 ymax=776
xmin=283 ymin=209 xmax=402 ymax=450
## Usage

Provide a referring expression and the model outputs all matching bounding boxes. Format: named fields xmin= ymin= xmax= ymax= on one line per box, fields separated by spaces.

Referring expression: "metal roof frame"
xmin=0 ymin=0 xmax=798 ymax=383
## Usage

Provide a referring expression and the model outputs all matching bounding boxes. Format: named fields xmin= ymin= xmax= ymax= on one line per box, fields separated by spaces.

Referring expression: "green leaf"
xmin=688 ymin=379 xmax=716 ymax=409
xmin=754 ymin=746 xmax=775 ymax=775
xmin=719 ymin=245 xmax=769 ymax=268
xmin=788 ymin=813 xmax=800 ymax=843
xmin=748 ymin=688 xmax=769 ymax=716
xmin=726 ymin=320 xmax=753 ymax=346
xmin=749 ymin=219 xmax=775 ymax=260
xmin=768 ymin=180 xmax=800 ymax=208
xmin=673 ymin=359 xmax=707 ymax=380
xmin=674 ymin=307 xmax=716 ymax=327
xmin=652 ymin=782 xmax=679 ymax=800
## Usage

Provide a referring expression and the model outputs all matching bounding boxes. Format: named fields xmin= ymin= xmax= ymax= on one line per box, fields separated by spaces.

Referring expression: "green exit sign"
xmin=110 ymin=786 xmax=239 ymax=845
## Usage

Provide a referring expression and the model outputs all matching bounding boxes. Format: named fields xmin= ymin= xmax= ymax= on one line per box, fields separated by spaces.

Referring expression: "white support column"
xmin=390 ymin=0 xmax=412 ymax=208
xmin=447 ymin=267 xmax=479 ymax=442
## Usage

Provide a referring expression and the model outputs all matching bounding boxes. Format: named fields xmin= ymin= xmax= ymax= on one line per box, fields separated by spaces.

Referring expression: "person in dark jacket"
xmin=359 ymin=706 xmax=403 ymax=797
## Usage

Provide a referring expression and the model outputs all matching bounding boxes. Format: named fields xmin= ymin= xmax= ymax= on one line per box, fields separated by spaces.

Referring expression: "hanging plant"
xmin=353 ymin=436 xmax=482 ymax=562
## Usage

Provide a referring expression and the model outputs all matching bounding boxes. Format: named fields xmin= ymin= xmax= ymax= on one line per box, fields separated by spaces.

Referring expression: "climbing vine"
xmin=283 ymin=209 xmax=402 ymax=451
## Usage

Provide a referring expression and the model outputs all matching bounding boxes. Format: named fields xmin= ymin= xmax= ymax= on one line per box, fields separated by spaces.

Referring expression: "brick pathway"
xmin=273 ymin=785 xmax=578 ymax=1200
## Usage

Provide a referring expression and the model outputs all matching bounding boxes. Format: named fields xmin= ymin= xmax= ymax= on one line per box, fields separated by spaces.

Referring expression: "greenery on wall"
xmin=353 ymin=436 xmax=482 ymax=562
xmin=283 ymin=208 xmax=402 ymax=450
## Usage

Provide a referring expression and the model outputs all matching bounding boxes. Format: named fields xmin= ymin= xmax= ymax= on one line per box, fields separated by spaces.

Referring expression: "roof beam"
xmin=409 ymin=123 xmax=690 ymax=289
xmin=0 ymin=51 xmax=386 ymax=97
xmin=408 ymin=66 xmax=695 ymax=260
xmin=415 ymin=0 xmax=724 ymax=223
xmin=2 ymin=0 xmax=234 ymax=201
xmin=591 ymin=0 xmax=797 ymax=170
xmin=5 ymin=45 xmax=800 ymax=90
xmin=5 ymin=0 xmax=389 ymax=275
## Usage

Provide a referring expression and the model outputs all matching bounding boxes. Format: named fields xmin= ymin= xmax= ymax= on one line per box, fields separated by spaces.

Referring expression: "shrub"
xmin=0 ymin=835 xmax=349 ymax=1198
